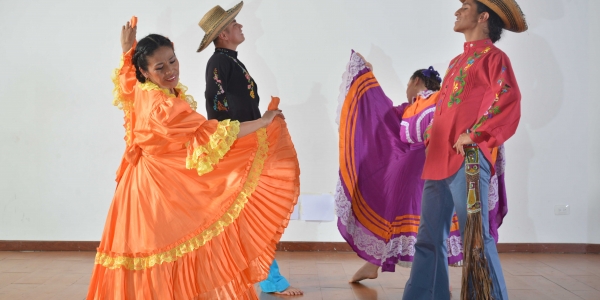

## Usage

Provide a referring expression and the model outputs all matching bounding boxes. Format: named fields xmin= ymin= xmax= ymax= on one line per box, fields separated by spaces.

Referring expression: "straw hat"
xmin=197 ymin=1 xmax=244 ymax=52
xmin=462 ymin=0 xmax=528 ymax=33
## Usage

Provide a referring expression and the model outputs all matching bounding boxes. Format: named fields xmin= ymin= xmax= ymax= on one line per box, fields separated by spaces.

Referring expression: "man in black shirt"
xmin=197 ymin=2 xmax=303 ymax=296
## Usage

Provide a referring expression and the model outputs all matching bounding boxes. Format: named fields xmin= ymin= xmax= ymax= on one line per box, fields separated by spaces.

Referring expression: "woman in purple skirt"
xmin=335 ymin=51 xmax=507 ymax=282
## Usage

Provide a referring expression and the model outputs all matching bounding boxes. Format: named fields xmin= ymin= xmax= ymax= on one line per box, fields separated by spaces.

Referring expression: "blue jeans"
xmin=259 ymin=259 xmax=290 ymax=293
xmin=403 ymin=152 xmax=508 ymax=300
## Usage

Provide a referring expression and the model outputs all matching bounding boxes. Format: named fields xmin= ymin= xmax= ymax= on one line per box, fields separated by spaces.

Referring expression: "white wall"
xmin=587 ymin=0 xmax=600 ymax=244
xmin=0 ymin=0 xmax=597 ymax=244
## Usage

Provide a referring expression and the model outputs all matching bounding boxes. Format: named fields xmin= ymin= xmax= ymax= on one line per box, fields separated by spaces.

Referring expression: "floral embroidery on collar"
xmin=231 ymin=57 xmax=256 ymax=99
xmin=448 ymin=47 xmax=492 ymax=108
xmin=463 ymin=47 xmax=491 ymax=72
xmin=218 ymin=52 xmax=256 ymax=99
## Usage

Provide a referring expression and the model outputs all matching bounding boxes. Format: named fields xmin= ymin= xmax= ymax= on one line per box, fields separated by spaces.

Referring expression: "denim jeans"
xmin=403 ymin=151 xmax=508 ymax=300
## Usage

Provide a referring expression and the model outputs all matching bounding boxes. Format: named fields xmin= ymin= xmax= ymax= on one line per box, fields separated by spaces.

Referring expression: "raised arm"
xmin=112 ymin=21 xmax=138 ymax=108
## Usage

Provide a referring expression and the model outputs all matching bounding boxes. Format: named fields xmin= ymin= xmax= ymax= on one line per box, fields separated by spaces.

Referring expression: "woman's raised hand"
xmin=121 ymin=20 xmax=137 ymax=53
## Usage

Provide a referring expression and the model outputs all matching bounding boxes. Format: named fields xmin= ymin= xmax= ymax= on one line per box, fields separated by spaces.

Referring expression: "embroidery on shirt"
xmin=438 ymin=57 xmax=461 ymax=111
xmin=423 ymin=120 xmax=433 ymax=141
xmin=448 ymin=47 xmax=492 ymax=108
xmin=416 ymin=107 xmax=436 ymax=142
xmin=471 ymin=83 xmax=511 ymax=136
xmin=464 ymin=47 xmax=491 ymax=71
xmin=496 ymin=66 xmax=508 ymax=86
xmin=445 ymin=57 xmax=460 ymax=76
xmin=225 ymin=55 xmax=256 ymax=99
xmin=233 ymin=59 xmax=256 ymax=99
xmin=212 ymin=68 xmax=228 ymax=112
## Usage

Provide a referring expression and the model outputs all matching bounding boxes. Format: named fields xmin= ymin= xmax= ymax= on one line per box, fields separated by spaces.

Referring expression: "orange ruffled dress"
xmin=86 ymin=47 xmax=300 ymax=300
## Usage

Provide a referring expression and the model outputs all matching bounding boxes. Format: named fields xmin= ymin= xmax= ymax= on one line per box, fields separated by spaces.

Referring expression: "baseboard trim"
xmin=276 ymin=242 xmax=353 ymax=252
xmin=1 ymin=241 xmax=599 ymax=253
xmin=586 ymin=244 xmax=600 ymax=253
xmin=496 ymin=243 xmax=590 ymax=253
xmin=0 ymin=241 xmax=99 ymax=251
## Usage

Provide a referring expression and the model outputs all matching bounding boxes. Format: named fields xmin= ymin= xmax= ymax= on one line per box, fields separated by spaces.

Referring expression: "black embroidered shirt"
xmin=204 ymin=48 xmax=261 ymax=122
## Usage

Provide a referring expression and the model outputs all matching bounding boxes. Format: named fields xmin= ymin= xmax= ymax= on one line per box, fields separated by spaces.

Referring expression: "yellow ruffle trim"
xmin=186 ymin=120 xmax=240 ymax=176
xmin=111 ymin=55 xmax=134 ymax=145
xmin=139 ymin=80 xmax=198 ymax=111
xmin=94 ymin=128 xmax=269 ymax=270
xmin=111 ymin=57 xmax=198 ymax=145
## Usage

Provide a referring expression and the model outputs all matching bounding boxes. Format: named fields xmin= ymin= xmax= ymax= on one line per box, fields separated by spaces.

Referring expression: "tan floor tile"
xmin=502 ymin=263 xmax=538 ymax=276
xmin=0 ymin=283 xmax=40 ymax=300
xmin=382 ymin=287 xmax=403 ymax=300
xmin=321 ymin=287 xmax=357 ymax=300
xmin=509 ymin=289 xmax=572 ymax=300
xmin=572 ymin=289 xmax=600 ymax=300
xmin=319 ymin=275 xmax=353 ymax=289
xmin=43 ymin=273 xmax=84 ymax=286
xmin=0 ymin=251 xmax=598 ymax=299
xmin=48 ymin=283 xmax=88 ymax=300
xmin=522 ymin=276 xmax=584 ymax=300
xmin=544 ymin=275 xmax=596 ymax=291
xmin=12 ymin=271 xmax=56 ymax=284
xmin=352 ymin=283 xmax=388 ymax=300
xmin=504 ymin=275 xmax=542 ymax=290
xmin=290 ymin=265 xmax=319 ymax=275
xmin=572 ymin=275 xmax=600 ymax=290
xmin=0 ymin=272 xmax=29 ymax=288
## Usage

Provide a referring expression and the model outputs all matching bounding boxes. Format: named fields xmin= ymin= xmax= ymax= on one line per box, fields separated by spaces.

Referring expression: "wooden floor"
xmin=0 ymin=251 xmax=599 ymax=299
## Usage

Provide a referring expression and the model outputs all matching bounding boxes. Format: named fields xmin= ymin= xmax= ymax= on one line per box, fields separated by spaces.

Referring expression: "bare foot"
xmin=349 ymin=262 xmax=379 ymax=283
xmin=273 ymin=286 xmax=303 ymax=296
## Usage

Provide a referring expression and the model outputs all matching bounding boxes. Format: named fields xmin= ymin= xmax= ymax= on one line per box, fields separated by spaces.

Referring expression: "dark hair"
xmin=410 ymin=67 xmax=441 ymax=91
xmin=132 ymin=34 xmax=174 ymax=83
xmin=476 ymin=1 xmax=504 ymax=43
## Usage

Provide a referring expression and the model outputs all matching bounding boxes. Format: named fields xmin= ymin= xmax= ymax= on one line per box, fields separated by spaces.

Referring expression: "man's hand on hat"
xmin=121 ymin=20 xmax=137 ymax=53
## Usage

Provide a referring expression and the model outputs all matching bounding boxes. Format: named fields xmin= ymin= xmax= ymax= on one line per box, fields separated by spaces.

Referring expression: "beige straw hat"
xmin=462 ymin=0 xmax=528 ymax=33
xmin=197 ymin=1 xmax=244 ymax=52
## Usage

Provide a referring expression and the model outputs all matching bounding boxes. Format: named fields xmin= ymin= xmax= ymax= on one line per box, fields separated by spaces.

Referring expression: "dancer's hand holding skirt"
xmin=86 ymin=47 xmax=300 ymax=300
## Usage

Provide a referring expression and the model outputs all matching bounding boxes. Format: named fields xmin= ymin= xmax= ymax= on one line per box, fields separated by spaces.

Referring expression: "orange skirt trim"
xmin=95 ymin=128 xmax=267 ymax=271
xmin=339 ymin=73 xmax=391 ymax=234
xmin=86 ymin=118 xmax=300 ymax=300
xmin=339 ymin=73 xmax=461 ymax=241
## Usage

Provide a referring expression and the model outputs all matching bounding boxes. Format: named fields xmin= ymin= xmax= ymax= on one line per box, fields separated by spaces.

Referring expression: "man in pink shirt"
xmin=403 ymin=0 xmax=527 ymax=299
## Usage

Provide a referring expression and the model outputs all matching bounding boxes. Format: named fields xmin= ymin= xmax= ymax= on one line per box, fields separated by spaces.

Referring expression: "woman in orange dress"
xmin=86 ymin=20 xmax=300 ymax=300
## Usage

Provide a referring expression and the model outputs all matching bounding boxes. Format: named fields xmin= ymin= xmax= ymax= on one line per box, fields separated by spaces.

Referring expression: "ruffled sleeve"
xmin=149 ymin=94 xmax=240 ymax=176
xmin=112 ymin=44 xmax=138 ymax=145
xmin=112 ymin=45 xmax=137 ymax=108
xmin=185 ymin=119 xmax=239 ymax=176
